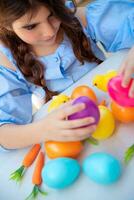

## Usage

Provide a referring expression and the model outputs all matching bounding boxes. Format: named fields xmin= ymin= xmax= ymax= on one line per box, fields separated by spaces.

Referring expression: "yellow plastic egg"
xmin=48 ymin=94 xmax=70 ymax=112
xmin=92 ymin=105 xmax=115 ymax=140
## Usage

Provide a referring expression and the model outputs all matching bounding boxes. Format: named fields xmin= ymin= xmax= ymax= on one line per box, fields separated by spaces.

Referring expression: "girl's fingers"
xmin=118 ymin=60 xmax=132 ymax=86
xmin=118 ymin=47 xmax=134 ymax=87
xmin=118 ymin=61 xmax=126 ymax=75
xmin=121 ymin=68 xmax=133 ymax=87
xmin=118 ymin=56 xmax=134 ymax=88
xmin=57 ymin=103 xmax=86 ymax=119
xmin=129 ymin=80 xmax=134 ymax=98
xmin=59 ymin=117 xmax=95 ymax=129
xmin=60 ymin=125 xmax=97 ymax=140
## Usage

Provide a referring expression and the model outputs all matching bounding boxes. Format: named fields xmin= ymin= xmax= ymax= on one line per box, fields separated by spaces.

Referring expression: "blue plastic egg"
xmin=42 ymin=158 xmax=80 ymax=189
xmin=82 ymin=152 xmax=122 ymax=185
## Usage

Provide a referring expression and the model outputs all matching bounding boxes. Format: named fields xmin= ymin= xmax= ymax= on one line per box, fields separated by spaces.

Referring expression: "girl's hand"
xmin=118 ymin=47 xmax=134 ymax=97
xmin=41 ymin=101 xmax=96 ymax=142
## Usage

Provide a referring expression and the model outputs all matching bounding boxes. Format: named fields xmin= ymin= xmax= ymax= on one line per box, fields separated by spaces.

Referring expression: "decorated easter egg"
xmin=48 ymin=94 xmax=70 ymax=112
xmin=68 ymin=96 xmax=100 ymax=125
xmin=42 ymin=158 xmax=80 ymax=189
xmin=71 ymin=85 xmax=97 ymax=103
xmin=45 ymin=141 xmax=83 ymax=159
xmin=82 ymin=152 xmax=122 ymax=185
xmin=92 ymin=105 xmax=115 ymax=140
xmin=108 ymin=75 xmax=134 ymax=107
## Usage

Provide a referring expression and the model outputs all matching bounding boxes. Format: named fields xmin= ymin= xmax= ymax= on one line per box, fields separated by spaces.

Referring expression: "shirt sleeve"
xmin=0 ymin=66 xmax=33 ymax=126
xmin=85 ymin=0 xmax=134 ymax=52
xmin=28 ymin=83 xmax=46 ymax=101
xmin=27 ymin=83 xmax=46 ymax=112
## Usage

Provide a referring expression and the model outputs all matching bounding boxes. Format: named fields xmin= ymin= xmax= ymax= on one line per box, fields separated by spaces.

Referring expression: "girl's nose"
xmin=41 ymin=22 xmax=55 ymax=38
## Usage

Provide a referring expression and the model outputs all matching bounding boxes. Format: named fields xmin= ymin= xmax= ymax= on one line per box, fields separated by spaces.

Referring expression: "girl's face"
xmin=12 ymin=6 xmax=61 ymax=47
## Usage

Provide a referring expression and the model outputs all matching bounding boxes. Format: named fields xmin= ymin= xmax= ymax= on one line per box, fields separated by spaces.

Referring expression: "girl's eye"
xmin=24 ymin=24 xmax=37 ymax=30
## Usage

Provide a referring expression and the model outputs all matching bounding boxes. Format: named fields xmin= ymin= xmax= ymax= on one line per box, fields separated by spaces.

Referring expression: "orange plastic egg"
xmin=45 ymin=141 xmax=83 ymax=159
xmin=111 ymin=101 xmax=134 ymax=123
xmin=71 ymin=85 xmax=97 ymax=104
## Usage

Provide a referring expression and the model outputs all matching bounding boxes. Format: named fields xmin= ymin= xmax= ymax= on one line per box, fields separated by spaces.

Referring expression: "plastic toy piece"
xmin=93 ymin=70 xmax=117 ymax=92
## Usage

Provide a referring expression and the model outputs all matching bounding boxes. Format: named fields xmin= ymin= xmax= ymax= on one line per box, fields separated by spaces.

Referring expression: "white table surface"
xmin=0 ymin=50 xmax=134 ymax=200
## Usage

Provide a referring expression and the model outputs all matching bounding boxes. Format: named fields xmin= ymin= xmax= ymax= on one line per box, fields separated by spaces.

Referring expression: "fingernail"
xmin=92 ymin=125 xmax=97 ymax=131
xmin=90 ymin=118 xmax=95 ymax=123
xmin=79 ymin=103 xmax=85 ymax=108
xmin=129 ymin=92 xmax=134 ymax=98
xmin=122 ymin=82 xmax=128 ymax=88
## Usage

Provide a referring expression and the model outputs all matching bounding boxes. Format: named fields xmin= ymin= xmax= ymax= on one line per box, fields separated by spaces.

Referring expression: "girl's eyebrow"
xmin=21 ymin=12 xmax=53 ymax=28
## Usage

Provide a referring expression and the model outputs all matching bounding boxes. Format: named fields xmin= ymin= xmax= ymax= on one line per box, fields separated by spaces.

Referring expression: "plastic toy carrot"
xmin=25 ymin=151 xmax=48 ymax=200
xmin=124 ymin=144 xmax=134 ymax=164
xmin=10 ymin=144 xmax=41 ymax=182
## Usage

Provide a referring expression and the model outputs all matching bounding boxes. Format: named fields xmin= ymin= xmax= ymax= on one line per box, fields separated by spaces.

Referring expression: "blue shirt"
xmin=0 ymin=0 xmax=134 ymax=127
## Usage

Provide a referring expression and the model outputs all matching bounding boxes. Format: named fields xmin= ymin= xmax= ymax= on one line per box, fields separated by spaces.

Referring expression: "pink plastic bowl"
xmin=108 ymin=76 xmax=134 ymax=107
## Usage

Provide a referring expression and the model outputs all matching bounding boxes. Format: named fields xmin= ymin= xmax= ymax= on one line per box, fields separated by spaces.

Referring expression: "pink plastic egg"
xmin=108 ymin=75 xmax=134 ymax=107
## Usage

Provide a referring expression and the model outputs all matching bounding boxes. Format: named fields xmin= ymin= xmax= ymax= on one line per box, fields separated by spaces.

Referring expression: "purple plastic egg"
xmin=68 ymin=96 xmax=100 ymax=125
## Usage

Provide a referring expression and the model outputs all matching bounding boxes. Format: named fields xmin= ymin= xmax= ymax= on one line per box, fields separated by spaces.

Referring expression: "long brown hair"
xmin=0 ymin=0 xmax=100 ymax=101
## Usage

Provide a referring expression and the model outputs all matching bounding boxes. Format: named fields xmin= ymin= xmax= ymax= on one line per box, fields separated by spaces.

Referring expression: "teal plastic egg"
xmin=42 ymin=158 xmax=80 ymax=189
xmin=82 ymin=152 xmax=122 ymax=184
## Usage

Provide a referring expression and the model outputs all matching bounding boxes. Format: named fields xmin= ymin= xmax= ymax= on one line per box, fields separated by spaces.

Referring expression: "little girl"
xmin=0 ymin=0 xmax=134 ymax=150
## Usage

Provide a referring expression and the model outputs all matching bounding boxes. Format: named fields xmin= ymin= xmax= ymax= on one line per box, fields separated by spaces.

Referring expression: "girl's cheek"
xmin=20 ymin=32 xmax=38 ymax=44
xmin=13 ymin=29 xmax=36 ymax=43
